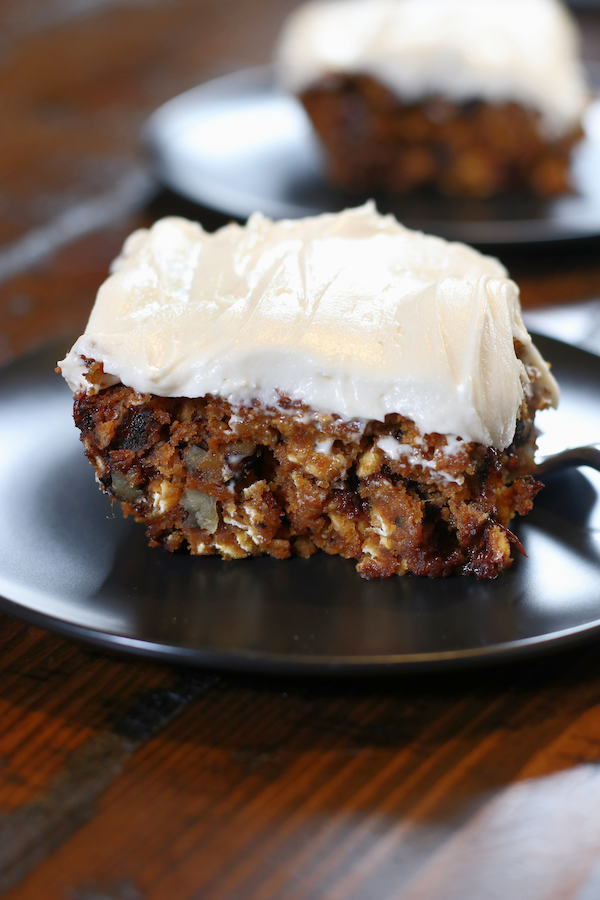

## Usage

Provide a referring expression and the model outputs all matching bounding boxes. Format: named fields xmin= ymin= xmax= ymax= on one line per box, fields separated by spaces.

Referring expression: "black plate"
xmin=143 ymin=65 xmax=600 ymax=246
xmin=0 ymin=337 xmax=599 ymax=673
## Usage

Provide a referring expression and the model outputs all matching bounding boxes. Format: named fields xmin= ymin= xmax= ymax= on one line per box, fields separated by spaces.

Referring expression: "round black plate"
xmin=0 ymin=337 xmax=599 ymax=673
xmin=143 ymin=65 xmax=600 ymax=246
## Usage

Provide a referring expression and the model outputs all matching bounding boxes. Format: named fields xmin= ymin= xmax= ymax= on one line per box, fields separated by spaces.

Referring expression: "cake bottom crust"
xmin=74 ymin=374 xmax=544 ymax=579
xmin=300 ymin=77 xmax=583 ymax=197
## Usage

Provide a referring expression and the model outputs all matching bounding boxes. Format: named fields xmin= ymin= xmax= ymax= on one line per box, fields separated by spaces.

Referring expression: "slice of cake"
xmin=59 ymin=203 xmax=558 ymax=578
xmin=276 ymin=0 xmax=588 ymax=197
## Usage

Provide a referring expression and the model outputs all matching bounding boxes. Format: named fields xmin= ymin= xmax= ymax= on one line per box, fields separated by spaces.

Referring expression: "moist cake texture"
xmin=276 ymin=0 xmax=588 ymax=196
xmin=60 ymin=205 xmax=559 ymax=578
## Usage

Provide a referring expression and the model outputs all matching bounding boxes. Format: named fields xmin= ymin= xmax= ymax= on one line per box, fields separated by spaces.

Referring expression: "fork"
xmin=535 ymin=443 xmax=600 ymax=476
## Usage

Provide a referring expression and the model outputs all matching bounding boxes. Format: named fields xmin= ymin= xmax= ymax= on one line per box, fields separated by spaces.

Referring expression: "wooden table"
xmin=2 ymin=2 xmax=600 ymax=897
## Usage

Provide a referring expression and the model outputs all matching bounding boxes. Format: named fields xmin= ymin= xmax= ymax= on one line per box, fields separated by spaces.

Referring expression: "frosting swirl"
xmin=59 ymin=203 xmax=558 ymax=449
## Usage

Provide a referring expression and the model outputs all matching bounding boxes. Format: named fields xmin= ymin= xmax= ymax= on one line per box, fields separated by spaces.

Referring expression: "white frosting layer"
xmin=59 ymin=203 xmax=558 ymax=450
xmin=276 ymin=0 xmax=588 ymax=138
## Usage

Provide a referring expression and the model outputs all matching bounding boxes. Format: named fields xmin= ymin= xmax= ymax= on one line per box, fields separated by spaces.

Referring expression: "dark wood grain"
xmin=5 ymin=650 xmax=600 ymax=900
xmin=1 ymin=1 xmax=600 ymax=897
xmin=0 ymin=618 xmax=218 ymax=895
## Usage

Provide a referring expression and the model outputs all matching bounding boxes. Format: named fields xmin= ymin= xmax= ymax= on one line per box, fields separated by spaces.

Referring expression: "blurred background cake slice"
xmin=276 ymin=0 xmax=589 ymax=197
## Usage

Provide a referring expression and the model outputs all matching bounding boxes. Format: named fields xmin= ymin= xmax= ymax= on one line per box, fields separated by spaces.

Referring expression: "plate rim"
xmin=3 ymin=586 xmax=600 ymax=675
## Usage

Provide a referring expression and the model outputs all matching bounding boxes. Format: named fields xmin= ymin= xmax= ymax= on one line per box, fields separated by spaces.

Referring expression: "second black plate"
xmin=144 ymin=65 xmax=600 ymax=246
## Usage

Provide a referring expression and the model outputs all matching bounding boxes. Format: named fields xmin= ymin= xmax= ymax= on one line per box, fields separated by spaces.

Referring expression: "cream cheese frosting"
xmin=59 ymin=203 xmax=558 ymax=450
xmin=276 ymin=0 xmax=588 ymax=138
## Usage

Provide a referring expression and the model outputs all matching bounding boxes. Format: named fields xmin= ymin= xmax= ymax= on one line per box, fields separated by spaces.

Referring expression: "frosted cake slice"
xmin=59 ymin=203 xmax=558 ymax=578
xmin=276 ymin=0 xmax=588 ymax=197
